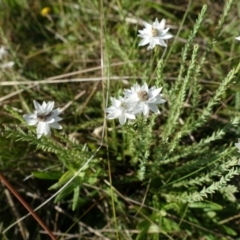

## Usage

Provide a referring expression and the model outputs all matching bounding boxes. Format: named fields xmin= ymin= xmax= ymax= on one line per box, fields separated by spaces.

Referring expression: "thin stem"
xmin=0 ymin=173 xmax=57 ymax=240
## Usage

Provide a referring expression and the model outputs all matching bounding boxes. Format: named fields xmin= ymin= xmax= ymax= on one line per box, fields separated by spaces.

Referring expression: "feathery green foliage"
xmin=1 ymin=0 xmax=240 ymax=239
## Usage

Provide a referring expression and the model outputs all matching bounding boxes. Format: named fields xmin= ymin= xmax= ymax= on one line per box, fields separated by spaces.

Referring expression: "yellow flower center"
xmin=120 ymin=102 xmax=127 ymax=109
xmin=137 ymin=90 xmax=149 ymax=101
xmin=151 ymin=27 xmax=159 ymax=37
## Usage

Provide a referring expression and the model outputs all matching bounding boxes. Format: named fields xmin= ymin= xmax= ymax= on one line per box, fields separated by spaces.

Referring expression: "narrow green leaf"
xmin=72 ymin=185 xmax=80 ymax=211
xmin=32 ymin=171 xmax=62 ymax=180
xmin=54 ymin=181 xmax=77 ymax=203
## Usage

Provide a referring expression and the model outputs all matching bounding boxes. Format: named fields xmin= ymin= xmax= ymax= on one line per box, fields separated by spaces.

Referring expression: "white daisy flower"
xmin=23 ymin=100 xmax=62 ymax=139
xmin=236 ymin=36 xmax=240 ymax=41
xmin=106 ymin=97 xmax=136 ymax=125
xmin=124 ymin=82 xmax=166 ymax=116
xmin=138 ymin=18 xmax=173 ymax=50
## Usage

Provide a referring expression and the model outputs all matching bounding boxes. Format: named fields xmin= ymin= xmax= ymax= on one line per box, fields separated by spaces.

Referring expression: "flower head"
xmin=236 ymin=36 xmax=240 ymax=41
xmin=138 ymin=18 xmax=173 ymax=50
xmin=106 ymin=97 xmax=136 ymax=125
xmin=23 ymin=100 xmax=62 ymax=139
xmin=124 ymin=82 xmax=166 ymax=116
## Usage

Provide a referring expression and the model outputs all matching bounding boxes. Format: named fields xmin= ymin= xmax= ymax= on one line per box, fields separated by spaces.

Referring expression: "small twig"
xmin=134 ymin=178 xmax=151 ymax=218
xmin=218 ymin=213 xmax=240 ymax=225
xmin=0 ymin=173 xmax=57 ymax=240
xmin=0 ymin=76 xmax=135 ymax=86
xmin=54 ymin=206 xmax=110 ymax=240
xmin=60 ymin=90 xmax=86 ymax=112
xmin=4 ymin=189 xmax=29 ymax=240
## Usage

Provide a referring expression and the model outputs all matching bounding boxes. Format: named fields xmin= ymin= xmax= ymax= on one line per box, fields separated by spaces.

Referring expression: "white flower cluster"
xmin=20 ymin=18 xmax=240 ymax=139
xmin=106 ymin=82 xmax=166 ymax=125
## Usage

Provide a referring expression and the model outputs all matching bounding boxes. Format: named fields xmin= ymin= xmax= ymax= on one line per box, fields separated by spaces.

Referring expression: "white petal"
xmin=54 ymin=108 xmax=62 ymax=115
xmin=118 ymin=114 xmax=127 ymax=125
xmin=107 ymin=110 xmax=122 ymax=119
xmin=148 ymin=39 xmax=156 ymax=49
xmin=147 ymin=98 xmax=157 ymax=103
xmin=50 ymin=122 xmax=62 ymax=129
xmin=143 ymin=21 xmax=152 ymax=29
xmin=36 ymin=122 xmax=44 ymax=139
xmin=133 ymin=83 xmax=140 ymax=91
xmin=45 ymin=117 xmax=55 ymax=124
xmin=132 ymin=103 xmax=142 ymax=114
xmin=150 ymin=88 xmax=161 ymax=97
xmin=153 ymin=18 xmax=159 ymax=28
xmin=236 ymin=36 xmax=240 ymax=41
xmin=37 ymin=122 xmax=51 ymax=138
xmin=138 ymin=38 xmax=150 ymax=46
xmin=23 ymin=114 xmax=38 ymax=125
xmin=154 ymin=98 xmax=166 ymax=104
xmin=42 ymin=101 xmax=47 ymax=111
xmin=111 ymin=97 xmax=121 ymax=107
xmin=158 ymin=39 xmax=167 ymax=47
xmin=106 ymin=106 xmax=117 ymax=113
xmin=149 ymin=104 xmax=160 ymax=114
xmin=141 ymin=82 xmax=148 ymax=91
xmin=161 ymin=33 xmax=173 ymax=40
xmin=161 ymin=28 xmax=170 ymax=36
xmin=51 ymin=110 xmax=62 ymax=121
xmin=138 ymin=28 xmax=151 ymax=35
xmin=53 ymin=116 xmax=63 ymax=122
xmin=125 ymin=113 xmax=136 ymax=120
xmin=142 ymin=104 xmax=150 ymax=116
xmin=33 ymin=100 xmax=41 ymax=111
xmin=46 ymin=101 xmax=54 ymax=112
xmin=158 ymin=19 xmax=166 ymax=31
